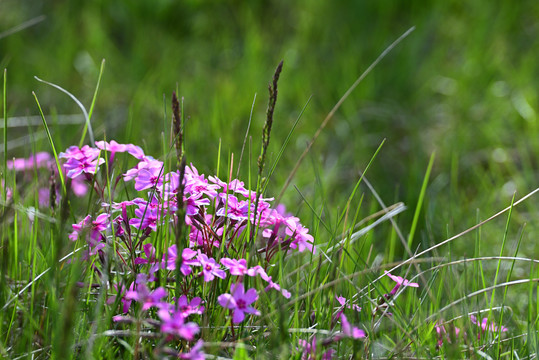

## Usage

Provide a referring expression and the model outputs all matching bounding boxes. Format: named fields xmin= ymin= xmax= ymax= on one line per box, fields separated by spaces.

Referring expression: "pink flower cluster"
xmin=4 ymin=151 xmax=88 ymax=207
xmin=59 ymin=140 xmax=317 ymax=358
xmin=435 ymin=314 xmax=508 ymax=347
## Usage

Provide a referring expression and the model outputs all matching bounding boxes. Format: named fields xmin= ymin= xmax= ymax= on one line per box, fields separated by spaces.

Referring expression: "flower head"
xmin=218 ymin=283 xmax=260 ymax=323
xmin=384 ymin=271 xmax=419 ymax=296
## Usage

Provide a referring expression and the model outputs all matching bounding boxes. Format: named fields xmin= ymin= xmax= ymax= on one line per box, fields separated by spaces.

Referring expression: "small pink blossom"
xmin=384 ymin=271 xmax=419 ymax=295
xmin=197 ymin=252 xmax=226 ymax=282
xmin=125 ymin=282 xmax=167 ymax=311
xmin=176 ymin=295 xmax=205 ymax=317
xmin=158 ymin=308 xmax=200 ymax=341
xmin=218 ymin=283 xmax=260 ymax=323
xmin=470 ymin=315 xmax=508 ymax=333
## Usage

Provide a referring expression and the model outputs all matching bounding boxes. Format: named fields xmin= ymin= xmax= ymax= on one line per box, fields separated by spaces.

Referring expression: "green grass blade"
xmin=2 ymin=69 xmax=6 ymax=202
xmin=406 ymin=151 xmax=435 ymax=249
xmin=79 ymin=58 xmax=105 ymax=147
xmin=32 ymin=91 xmax=66 ymax=194
xmin=34 ymin=76 xmax=94 ymax=145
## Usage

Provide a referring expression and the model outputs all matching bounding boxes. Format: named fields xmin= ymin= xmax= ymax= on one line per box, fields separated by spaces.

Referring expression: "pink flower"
xmin=218 ymin=283 xmax=260 ymax=323
xmin=134 ymin=243 xmax=157 ymax=265
xmin=129 ymin=199 xmax=166 ymax=232
xmin=95 ymin=140 xmax=127 ymax=153
xmin=123 ymin=158 xmax=162 ymax=182
xmin=216 ymin=194 xmax=249 ymax=221
xmin=335 ymin=295 xmax=361 ymax=313
xmin=125 ymin=282 xmax=167 ymax=311
xmin=69 ymin=213 xmax=110 ymax=242
xmin=177 ymin=295 xmax=205 ymax=317
xmin=60 ymin=145 xmax=104 ymax=178
xmin=285 ymin=220 xmax=315 ymax=253
xmin=384 ymin=271 xmax=419 ymax=295
xmin=185 ymin=193 xmax=211 ymax=216
xmin=339 ymin=314 xmax=366 ymax=339
xmin=70 ymin=175 xmax=89 ymax=197
xmin=158 ymin=308 xmax=200 ymax=341
xmin=108 ymin=282 xmax=135 ymax=313
xmin=470 ymin=315 xmax=508 ymax=333
xmin=185 ymin=165 xmax=219 ymax=199
xmin=164 ymin=246 xmax=200 ymax=276
xmin=7 ymin=152 xmax=52 ymax=171
xmin=126 ymin=144 xmax=146 ymax=159
xmin=134 ymin=167 xmax=163 ymax=191
xmin=435 ymin=322 xmax=461 ymax=347
xmin=220 ymin=258 xmax=249 ymax=276
xmin=197 ymin=252 xmax=226 ymax=282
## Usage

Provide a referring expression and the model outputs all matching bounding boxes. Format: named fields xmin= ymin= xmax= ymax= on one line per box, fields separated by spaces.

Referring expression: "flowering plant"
xmin=58 ymin=138 xmax=315 ymax=357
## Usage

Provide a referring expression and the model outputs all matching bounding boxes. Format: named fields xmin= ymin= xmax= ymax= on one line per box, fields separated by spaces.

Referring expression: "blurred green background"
xmin=1 ymin=0 xmax=539 ymax=256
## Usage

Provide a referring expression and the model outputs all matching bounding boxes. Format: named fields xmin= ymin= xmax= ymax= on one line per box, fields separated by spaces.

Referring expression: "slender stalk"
xmin=250 ymin=60 xmax=283 ymax=243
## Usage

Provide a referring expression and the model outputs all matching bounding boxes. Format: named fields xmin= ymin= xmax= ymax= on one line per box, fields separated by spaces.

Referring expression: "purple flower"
xmin=197 ymin=252 xmax=226 ymax=282
xmin=7 ymin=152 xmax=52 ymax=171
xmin=70 ymin=175 xmax=89 ymax=197
xmin=108 ymin=283 xmax=135 ymax=313
xmin=384 ymin=271 xmax=419 ymax=296
xmin=95 ymin=140 xmax=127 ymax=153
xmin=435 ymin=322 xmax=461 ymax=347
xmin=218 ymin=283 xmax=260 ymax=323
xmin=188 ymin=214 xmax=221 ymax=248
xmin=123 ymin=158 xmax=162 ymax=182
xmin=164 ymin=246 xmax=200 ymax=275
xmin=158 ymin=308 xmax=200 ymax=341
xmin=220 ymin=258 xmax=249 ymax=276
xmin=177 ymin=295 xmax=205 ymax=317
xmin=126 ymin=144 xmax=146 ymax=159
xmin=125 ymin=282 xmax=167 ymax=311
xmin=185 ymin=193 xmax=211 ymax=216
xmin=129 ymin=199 xmax=166 ymax=232
xmin=286 ymin=220 xmax=315 ymax=253
xmin=134 ymin=167 xmax=163 ymax=191
xmin=69 ymin=213 xmax=110 ymax=242
xmin=216 ymin=194 xmax=249 ymax=221
xmin=134 ymin=243 xmax=157 ymax=265
xmin=185 ymin=165 xmax=219 ymax=199
xmin=60 ymin=145 xmax=104 ymax=178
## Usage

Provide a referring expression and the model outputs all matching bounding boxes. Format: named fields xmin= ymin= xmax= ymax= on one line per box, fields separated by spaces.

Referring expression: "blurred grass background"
xmin=1 ymin=0 xmax=539 ymax=257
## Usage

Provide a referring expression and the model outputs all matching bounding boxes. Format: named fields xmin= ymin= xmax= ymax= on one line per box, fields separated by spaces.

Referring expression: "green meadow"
xmin=1 ymin=1 xmax=539 ymax=358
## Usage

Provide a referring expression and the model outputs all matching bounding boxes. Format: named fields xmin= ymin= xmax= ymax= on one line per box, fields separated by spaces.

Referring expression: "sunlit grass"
xmin=2 ymin=2 xmax=539 ymax=358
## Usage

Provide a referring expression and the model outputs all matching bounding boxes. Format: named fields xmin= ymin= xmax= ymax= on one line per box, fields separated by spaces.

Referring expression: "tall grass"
xmin=1 ymin=58 xmax=539 ymax=359
xmin=1 ymin=2 xmax=539 ymax=358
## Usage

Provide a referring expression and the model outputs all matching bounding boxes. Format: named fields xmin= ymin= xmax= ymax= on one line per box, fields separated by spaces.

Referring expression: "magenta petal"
xmin=177 ymin=295 xmax=188 ymax=307
xmin=232 ymin=309 xmax=245 ymax=324
xmin=244 ymin=306 xmax=260 ymax=316
xmin=352 ymin=328 xmax=366 ymax=339
xmin=243 ymin=288 xmax=258 ymax=305
xmin=182 ymin=248 xmax=197 ymax=260
xmin=218 ymin=294 xmax=236 ymax=309
xmin=151 ymin=287 xmax=167 ymax=300
xmin=179 ymin=322 xmax=199 ymax=341
xmin=231 ymin=283 xmax=245 ymax=298
xmin=191 ymin=297 xmax=202 ymax=307
xmin=157 ymin=309 xmax=172 ymax=322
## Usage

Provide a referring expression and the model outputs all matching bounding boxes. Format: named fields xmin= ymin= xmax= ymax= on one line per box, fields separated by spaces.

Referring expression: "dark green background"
xmin=2 ymin=1 xmax=538 ymax=254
